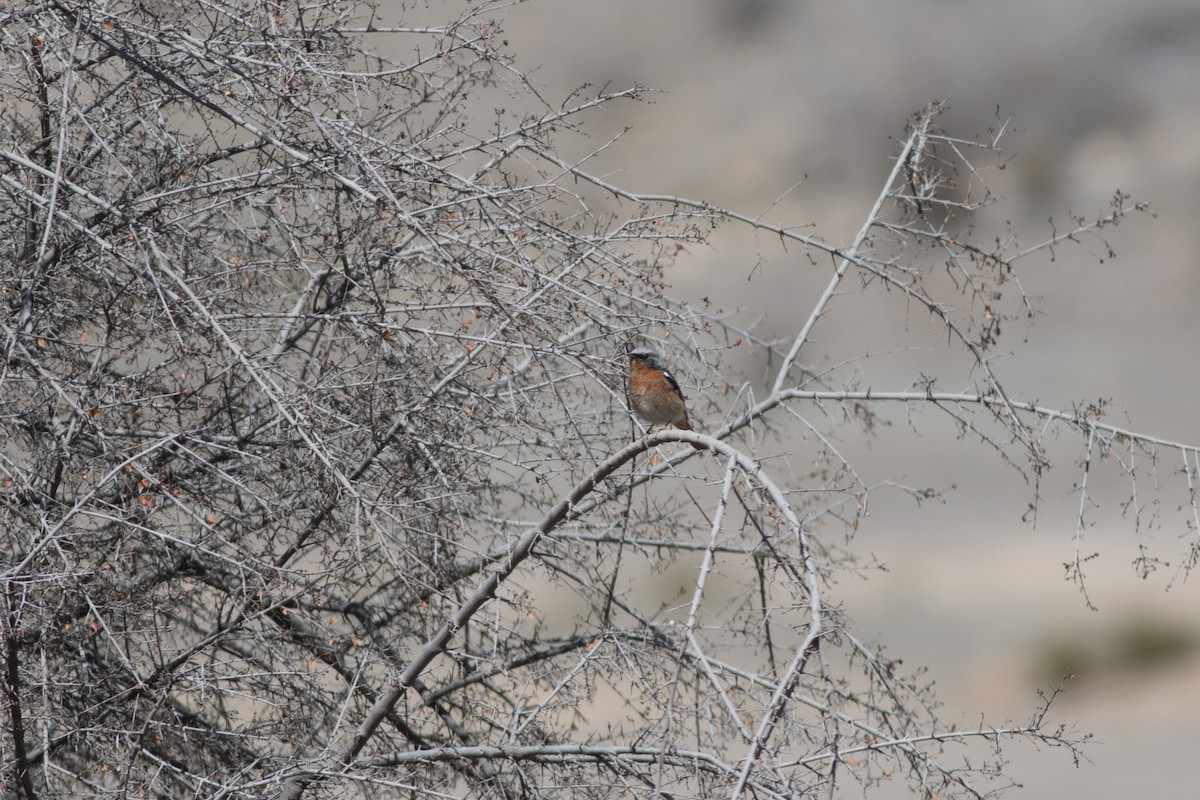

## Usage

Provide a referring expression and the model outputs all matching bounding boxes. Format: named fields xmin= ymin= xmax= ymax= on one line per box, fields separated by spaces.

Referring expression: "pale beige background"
xmin=425 ymin=1 xmax=1200 ymax=796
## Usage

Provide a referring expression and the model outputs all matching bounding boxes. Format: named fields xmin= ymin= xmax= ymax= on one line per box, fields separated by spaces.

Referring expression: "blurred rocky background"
xmin=420 ymin=1 xmax=1200 ymax=796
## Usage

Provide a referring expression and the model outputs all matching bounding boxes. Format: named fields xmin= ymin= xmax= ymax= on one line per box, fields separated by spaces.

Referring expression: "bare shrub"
xmin=0 ymin=2 xmax=1173 ymax=799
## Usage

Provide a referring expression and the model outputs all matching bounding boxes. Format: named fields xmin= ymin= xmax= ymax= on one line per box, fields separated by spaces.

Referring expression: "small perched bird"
xmin=626 ymin=347 xmax=705 ymax=449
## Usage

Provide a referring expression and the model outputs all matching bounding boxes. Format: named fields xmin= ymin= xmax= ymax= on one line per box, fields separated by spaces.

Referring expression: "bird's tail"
xmin=675 ymin=420 xmax=706 ymax=450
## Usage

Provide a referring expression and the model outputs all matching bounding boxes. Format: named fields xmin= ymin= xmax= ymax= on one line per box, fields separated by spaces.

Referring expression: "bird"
xmin=626 ymin=346 xmax=705 ymax=450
